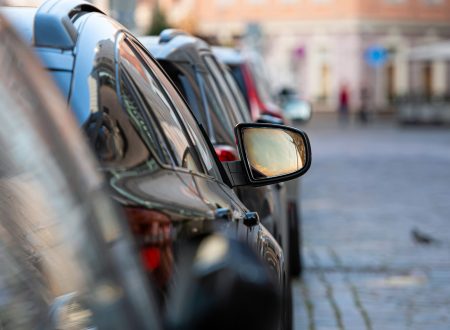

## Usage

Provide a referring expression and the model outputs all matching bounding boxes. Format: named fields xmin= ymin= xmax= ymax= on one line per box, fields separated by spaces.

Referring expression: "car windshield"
xmin=0 ymin=17 xmax=159 ymax=330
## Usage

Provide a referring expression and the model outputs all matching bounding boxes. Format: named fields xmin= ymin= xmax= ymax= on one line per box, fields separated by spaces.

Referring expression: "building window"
xmin=386 ymin=63 xmax=396 ymax=102
xmin=422 ymin=0 xmax=443 ymax=4
xmin=320 ymin=63 xmax=330 ymax=101
xmin=422 ymin=62 xmax=433 ymax=99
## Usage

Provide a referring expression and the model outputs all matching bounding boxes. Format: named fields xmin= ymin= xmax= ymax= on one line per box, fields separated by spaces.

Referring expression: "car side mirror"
xmin=256 ymin=113 xmax=284 ymax=125
xmin=222 ymin=123 xmax=311 ymax=187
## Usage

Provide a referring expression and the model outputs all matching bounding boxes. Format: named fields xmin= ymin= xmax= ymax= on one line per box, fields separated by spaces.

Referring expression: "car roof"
xmin=212 ymin=46 xmax=243 ymax=66
xmin=140 ymin=30 xmax=211 ymax=69
xmin=0 ymin=0 xmax=105 ymax=50
xmin=1 ymin=1 xmax=124 ymax=124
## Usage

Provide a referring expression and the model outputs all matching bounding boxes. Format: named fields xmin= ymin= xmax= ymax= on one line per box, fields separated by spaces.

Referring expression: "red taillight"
xmin=214 ymin=145 xmax=239 ymax=162
xmin=141 ymin=247 xmax=161 ymax=270
xmin=123 ymin=207 xmax=172 ymax=286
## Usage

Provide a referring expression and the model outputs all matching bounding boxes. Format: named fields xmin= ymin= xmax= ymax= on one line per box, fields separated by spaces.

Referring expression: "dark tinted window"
xmin=118 ymin=37 xmax=203 ymax=173
xmin=229 ymin=64 xmax=248 ymax=106
xmin=201 ymin=72 xmax=235 ymax=146
xmin=83 ymin=58 xmax=161 ymax=171
xmin=159 ymin=60 xmax=234 ymax=147
xmin=203 ymin=55 xmax=241 ymax=126
xmin=223 ymin=66 xmax=252 ymax=123
xmin=158 ymin=60 xmax=205 ymax=127
xmin=134 ymin=50 xmax=222 ymax=179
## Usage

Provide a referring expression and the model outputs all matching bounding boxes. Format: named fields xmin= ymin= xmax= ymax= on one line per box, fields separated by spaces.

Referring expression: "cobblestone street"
xmin=293 ymin=115 xmax=450 ymax=330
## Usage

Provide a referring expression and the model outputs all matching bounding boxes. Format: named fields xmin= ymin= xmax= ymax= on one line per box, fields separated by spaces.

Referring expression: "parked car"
xmin=140 ymin=39 xmax=304 ymax=327
xmin=0 ymin=13 xmax=160 ymax=329
xmin=277 ymin=87 xmax=313 ymax=122
xmin=212 ymin=46 xmax=285 ymax=123
xmin=2 ymin=2 xmax=311 ymax=329
xmin=214 ymin=46 xmax=305 ymax=277
xmin=0 ymin=12 xmax=283 ymax=330
xmin=139 ymin=31 xmax=291 ymax=278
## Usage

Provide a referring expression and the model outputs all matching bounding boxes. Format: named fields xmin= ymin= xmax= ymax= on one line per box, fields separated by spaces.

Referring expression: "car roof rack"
xmin=34 ymin=0 xmax=104 ymax=49
xmin=159 ymin=29 xmax=189 ymax=44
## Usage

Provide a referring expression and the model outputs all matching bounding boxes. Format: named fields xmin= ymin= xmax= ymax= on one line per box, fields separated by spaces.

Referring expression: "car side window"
xmin=118 ymin=36 xmax=203 ymax=174
xmin=223 ymin=66 xmax=252 ymax=123
xmin=83 ymin=61 xmax=160 ymax=171
xmin=132 ymin=48 xmax=223 ymax=180
xmin=229 ymin=64 xmax=249 ymax=107
xmin=200 ymin=72 xmax=236 ymax=146
xmin=203 ymin=55 xmax=242 ymax=126
xmin=158 ymin=60 xmax=206 ymax=128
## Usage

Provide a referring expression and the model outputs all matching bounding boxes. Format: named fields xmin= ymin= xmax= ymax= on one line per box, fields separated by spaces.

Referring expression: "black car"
xmin=140 ymin=31 xmax=290 ymax=267
xmin=2 ymin=1 xmax=311 ymax=329
xmin=0 ymin=14 xmax=281 ymax=330
xmin=214 ymin=46 xmax=305 ymax=276
xmin=0 ymin=14 xmax=160 ymax=330
xmin=140 ymin=31 xmax=300 ymax=280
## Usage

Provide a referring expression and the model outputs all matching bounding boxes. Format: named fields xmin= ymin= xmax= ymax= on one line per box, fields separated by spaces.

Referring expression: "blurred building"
xmin=136 ymin=0 xmax=197 ymax=34
xmin=155 ymin=0 xmax=450 ymax=112
xmin=6 ymin=0 xmax=450 ymax=112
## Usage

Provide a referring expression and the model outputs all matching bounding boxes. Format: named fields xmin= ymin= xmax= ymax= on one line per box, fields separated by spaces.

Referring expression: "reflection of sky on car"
xmin=120 ymin=48 xmax=200 ymax=172
xmin=243 ymin=128 xmax=304 ymax=178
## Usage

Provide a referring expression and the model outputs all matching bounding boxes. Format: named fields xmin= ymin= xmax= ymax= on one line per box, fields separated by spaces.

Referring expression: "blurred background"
xmin=4 ymin=1 xmax=450 ymax=329
xmin=9 ymin=0 xmax=450 ymax=117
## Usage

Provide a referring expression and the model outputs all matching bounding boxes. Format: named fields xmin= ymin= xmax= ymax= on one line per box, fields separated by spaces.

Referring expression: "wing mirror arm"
xmin=222 ymin=160 xmax=250 ymax=187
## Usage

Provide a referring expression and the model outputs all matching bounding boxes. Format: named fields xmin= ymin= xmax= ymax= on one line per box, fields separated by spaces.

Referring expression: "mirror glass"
xmin=242 ymin=127 xmax=307 ymax=180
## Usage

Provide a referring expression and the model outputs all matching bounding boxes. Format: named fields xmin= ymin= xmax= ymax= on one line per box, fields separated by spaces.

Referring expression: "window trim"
xmin=124 ymin=34 xmax=217 ymax=178
xmin=202 ymin=54 xmax=244 ymax=126
xmin=113 ymin=33 xmax=175 ymax=172
xmin=119 ymin=64 xmax=175 ymax=166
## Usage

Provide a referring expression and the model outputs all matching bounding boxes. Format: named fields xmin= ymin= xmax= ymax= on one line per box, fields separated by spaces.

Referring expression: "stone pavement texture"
xmin=293 ymin=115 xmax=450 ymax=330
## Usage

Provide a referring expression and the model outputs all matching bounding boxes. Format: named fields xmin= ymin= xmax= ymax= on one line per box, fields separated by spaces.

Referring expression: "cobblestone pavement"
xmin=293 ymin=115 xmax=450 ymax=330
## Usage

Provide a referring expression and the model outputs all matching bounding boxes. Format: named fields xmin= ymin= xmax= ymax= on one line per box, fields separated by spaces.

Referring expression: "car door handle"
xmin=243 ymin=212 xmax=259 ymax=227
xmin=215 ymin=207 xmax=232 ymax=221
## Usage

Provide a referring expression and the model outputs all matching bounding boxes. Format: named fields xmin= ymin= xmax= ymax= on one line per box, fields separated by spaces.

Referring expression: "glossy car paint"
xmin=142 ymin=34 xmax=293 ymax=328
xmin=0 ymin=15 xmax=160 ymax=329
xmin=214 ymin=46 xmax=304 ymax=276
xmin=141 ymin=34 xmax=291 ymax=248
xmin=1 ymin=4 xmax=286 ymax=307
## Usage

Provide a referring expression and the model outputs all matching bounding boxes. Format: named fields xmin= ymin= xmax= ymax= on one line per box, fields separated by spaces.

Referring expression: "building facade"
xmin=7 ymin=0 xmax=450 ymax=111
xmin=159 ymin=0 xmax=450 ymax=112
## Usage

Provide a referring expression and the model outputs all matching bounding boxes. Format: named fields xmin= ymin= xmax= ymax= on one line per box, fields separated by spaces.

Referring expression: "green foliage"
xmin=147 ymin=4 xmax=171 ymax=36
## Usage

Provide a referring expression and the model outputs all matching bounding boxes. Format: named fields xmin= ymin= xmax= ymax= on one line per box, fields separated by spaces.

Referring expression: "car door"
xmin=128 ymin=36 xmax=284 ymax=281
xmin=125 ymin=36 xmax=239 ymax=213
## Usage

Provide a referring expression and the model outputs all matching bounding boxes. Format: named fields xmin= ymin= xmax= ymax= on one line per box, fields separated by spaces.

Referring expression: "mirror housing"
xmin=222 ymin=123 xmax=311 ymax=187
xmin=256 ymin=113 xmax=284 ymax=125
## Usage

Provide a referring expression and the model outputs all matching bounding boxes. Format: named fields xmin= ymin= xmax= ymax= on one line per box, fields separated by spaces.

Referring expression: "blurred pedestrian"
xmin=338 ymin=84 xmax=350 ymax=122
xmin=358 ymin=87 xmax=370 ymax=124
